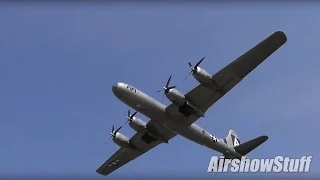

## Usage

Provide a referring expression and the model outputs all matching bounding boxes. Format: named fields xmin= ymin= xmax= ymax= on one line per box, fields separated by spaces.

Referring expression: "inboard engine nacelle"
xmin=129 ymin=117 xmax=147 ymax=134
xmin=166 ymin=88 xmax=186 ymax=106
xmin=126 ymin=110 xmax=168 ymax=143
xmin=157 ymin=76 xmax=204 ymax=118
xmin=166 ymin=88 xmax=205 ymax=118
xmin=157 ymin=76 xmax=205 ymax=118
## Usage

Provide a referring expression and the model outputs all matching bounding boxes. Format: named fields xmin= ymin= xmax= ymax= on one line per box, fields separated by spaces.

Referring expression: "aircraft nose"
xmin=112 ymin=83 xmax=118 ymax=92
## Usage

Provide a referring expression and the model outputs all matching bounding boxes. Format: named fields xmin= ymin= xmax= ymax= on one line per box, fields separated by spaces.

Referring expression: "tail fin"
xmin=234 ymin=135 xmax=268 ymax=155
xmin=223 ymin=130 xmax=241 ymax=148
xmin=223 ymin=130 xmax=268 ymax=156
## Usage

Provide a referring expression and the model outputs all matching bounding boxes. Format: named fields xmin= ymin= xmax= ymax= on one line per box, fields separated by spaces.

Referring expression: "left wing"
xmin=96 ymin=120 xmax=176 ymax=176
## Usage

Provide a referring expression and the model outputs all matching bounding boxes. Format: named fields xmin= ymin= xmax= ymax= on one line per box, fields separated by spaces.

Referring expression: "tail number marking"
xmin=234 ymin=138 xmax=239 ymax=146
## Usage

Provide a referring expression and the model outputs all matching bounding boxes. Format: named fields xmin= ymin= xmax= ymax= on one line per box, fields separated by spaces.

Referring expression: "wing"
xmin=96 ymin=120 xmax=176 ymax=176
xmin=166 ymin=31 xmax=287 ymax=125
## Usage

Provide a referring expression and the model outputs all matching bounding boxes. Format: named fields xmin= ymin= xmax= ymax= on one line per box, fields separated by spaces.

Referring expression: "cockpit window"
xmin=126 ymin=85 xmax=137 ymax=93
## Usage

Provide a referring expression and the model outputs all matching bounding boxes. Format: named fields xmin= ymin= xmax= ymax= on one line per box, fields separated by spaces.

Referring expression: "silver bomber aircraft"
xmin=96 ymin=31 xmax=287 ymax=176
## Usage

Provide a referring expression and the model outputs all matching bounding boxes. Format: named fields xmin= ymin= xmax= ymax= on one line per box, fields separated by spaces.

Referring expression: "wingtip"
xmin=260 ymin=135 xmax=269 ymax=141
xmin=273 ymin=30 xmax=287 ymax=43
xmin=96 ymin=169 xmax=107 ymax=176
xmin=96 ymin=166 xmax=109 ymax=176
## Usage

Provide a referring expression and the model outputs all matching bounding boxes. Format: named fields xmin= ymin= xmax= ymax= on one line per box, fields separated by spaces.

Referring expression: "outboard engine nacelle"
xmin=192 ymin=66 xmax=213 ymax=86
xmin=112 ymin=132 xmax=133 ymax=149
xmin=126 ymin=110 xmax=168 ymax=144
xmin=184 ymin=57 xmax=223 ymax=92
xmin=107 ymin=125 xmax=135 ymax=150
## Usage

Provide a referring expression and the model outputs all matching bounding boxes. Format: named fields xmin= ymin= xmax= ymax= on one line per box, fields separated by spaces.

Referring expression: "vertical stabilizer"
xmin=223 ymin=130 xmax=241 ymax=148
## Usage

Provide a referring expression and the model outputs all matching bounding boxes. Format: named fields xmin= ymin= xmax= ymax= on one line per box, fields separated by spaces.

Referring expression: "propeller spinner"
xmin=105 ymin=125 xmax=122 ymax=144
xmin=156 ymin=75 xmax=176 ymax=102
xmin=183 ymin=57 xmax=205 ymax=83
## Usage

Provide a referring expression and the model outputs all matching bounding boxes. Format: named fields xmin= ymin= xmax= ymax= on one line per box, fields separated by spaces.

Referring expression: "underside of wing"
xmin=96 ymin=147 xmax=139 ymax=176
xmin=166 ymin=31 xmax=287 ymax=124
xmin=96 ymin=120 xmax=176 ymax=176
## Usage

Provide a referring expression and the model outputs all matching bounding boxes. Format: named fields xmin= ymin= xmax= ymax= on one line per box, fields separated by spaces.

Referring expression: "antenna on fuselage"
xmin=156 ymin=75 xmax=176 ymax=103
xmin=183 ymin=56 xmax=205 ymax=83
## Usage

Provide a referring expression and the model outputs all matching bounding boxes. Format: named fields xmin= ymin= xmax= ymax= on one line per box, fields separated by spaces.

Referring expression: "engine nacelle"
xmin=129 ymin=117 xmax=147 ymax=134
xmin=112 ymin=132 xmax=134 ymax=149
xmin=165 ymin=88 xmax=186 ymax=106
xmin=192 ymin=66 xmax=213 ymax=86
xmin=166 ymin=88 xmax=205 ymax=118
xmin=129 ymin=117 xmax=168 ymax=143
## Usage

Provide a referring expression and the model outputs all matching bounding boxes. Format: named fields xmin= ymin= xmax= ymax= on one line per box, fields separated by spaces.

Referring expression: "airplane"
xmin=96 ymin=31 xmax=287 ymax=176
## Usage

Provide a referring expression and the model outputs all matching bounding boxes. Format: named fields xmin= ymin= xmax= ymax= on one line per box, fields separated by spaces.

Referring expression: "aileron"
xmin=220 ymin=31 xmax=287 ymax=79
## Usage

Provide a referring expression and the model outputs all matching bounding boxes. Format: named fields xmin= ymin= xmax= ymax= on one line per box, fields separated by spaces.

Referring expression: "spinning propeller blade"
xmin=183 ymin=57 xmax=205 ymax=83
xmin=156 ymin=75 xmax=176 ymax=103
xmin=105 ymin=125 xmax=122 ymax=144
xmin=123 ymin=109 xmax=137 ymax=126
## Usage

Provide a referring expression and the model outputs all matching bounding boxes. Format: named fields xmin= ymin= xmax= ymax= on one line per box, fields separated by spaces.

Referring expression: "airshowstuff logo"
xmin=207 ymin=156 xmax=312 ymax=173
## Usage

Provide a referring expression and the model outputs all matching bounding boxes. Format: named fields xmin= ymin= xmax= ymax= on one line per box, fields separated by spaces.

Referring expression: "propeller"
xmin=124 ymin=109 xmax=137 ymax=125
xmin=183 ymin=57 xmax=205 ymax=83
xmin=105 ymin=125 xmax=122 ymax=144
xmin=156 ymin=75 xmax=176 ymax=102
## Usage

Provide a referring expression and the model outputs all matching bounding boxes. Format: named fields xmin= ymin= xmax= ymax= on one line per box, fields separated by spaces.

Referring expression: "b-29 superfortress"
xmin=96 ymin=31 xmax=287 ymax=176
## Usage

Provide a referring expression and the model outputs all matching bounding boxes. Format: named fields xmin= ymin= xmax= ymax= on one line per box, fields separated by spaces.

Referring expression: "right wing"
xmin=96 ymin=120 xmax=176 ymax=176
xmin=166 ymin=31 xmax=287 ymax=125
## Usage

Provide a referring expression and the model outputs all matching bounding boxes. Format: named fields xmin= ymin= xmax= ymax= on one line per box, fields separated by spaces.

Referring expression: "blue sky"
xmin=0 ymin=2 xmax=319 ymax=178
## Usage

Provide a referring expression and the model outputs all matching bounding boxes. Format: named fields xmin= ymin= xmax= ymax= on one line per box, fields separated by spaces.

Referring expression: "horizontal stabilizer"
xmin=234 ymin=135 xmax=268 ymax=155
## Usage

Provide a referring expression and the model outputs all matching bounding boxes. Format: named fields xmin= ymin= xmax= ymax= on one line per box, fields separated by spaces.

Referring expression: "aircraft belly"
xmin=169 ymin=123 xmax=228 ymax=154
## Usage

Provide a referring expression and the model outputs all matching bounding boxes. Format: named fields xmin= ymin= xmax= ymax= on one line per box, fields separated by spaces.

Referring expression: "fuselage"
xmin=112 ymin=82 xmax=242 ymax=159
